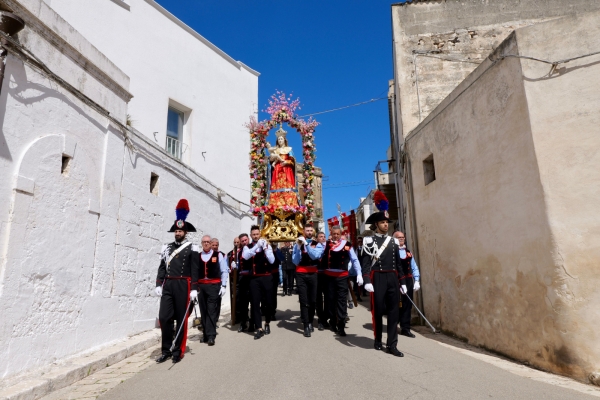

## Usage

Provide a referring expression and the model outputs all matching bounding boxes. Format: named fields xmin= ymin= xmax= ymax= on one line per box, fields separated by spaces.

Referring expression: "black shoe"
xmin=156 ymin=353 xmax=171 ymax=363
xmin=208 ymin=337 xmax=215 ymax=346
xmin=265 ymin=324 xmax=271 ymax=335
xmin=387 ymin=346 xmax=404 ymax=357
xmin=172 ymin=355 xmax=182 ymax=363
xmin=308 ymin=323 xmax=314 ymax=332
xmin=287 ymin=291 xmax=292 ymax=296
xmin=400 ymin=329 xmax=416 ymax=338
xmin=237 ymin=323 xmax=247 ymax=333
xmin=374 ymin=341 xmax=383 ymax=351
xmin=254 ymin=330 xmax=264 ymax=340
xmin=317 ymin=322 xmax=324 ymax=331
xmin=348 ymin=302 xmax=354 ymax=309
xmin=338 ymin=328 xmax=347 ymax=337
xmin=323 ymin=321 xmax=331 ymax=329
xmin=330 ymin=324 xmax=339 ymax=333
xmin=357 ymin=297 xmax=363 ymax=302
xmin=303 ymin=325 xmax=311 ymax=338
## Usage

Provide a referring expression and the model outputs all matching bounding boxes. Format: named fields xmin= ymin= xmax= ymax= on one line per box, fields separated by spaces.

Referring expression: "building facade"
xmin=0 ymin=0 xmax=256 ymax=382
xmin=45 ymin=0 xmax=259 ymax=204
xmin=390 ymin=1 xmax=600 ymax=384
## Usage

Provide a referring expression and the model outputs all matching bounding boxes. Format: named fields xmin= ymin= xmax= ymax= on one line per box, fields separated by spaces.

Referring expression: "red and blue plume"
xmin=175 ymin=199 xmax=190 ymax=221
xmin=373 ymin=190 xmax=389 ymax=212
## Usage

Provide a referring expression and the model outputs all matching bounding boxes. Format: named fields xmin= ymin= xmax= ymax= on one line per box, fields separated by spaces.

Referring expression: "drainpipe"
xmin=0 ymin=11 xmax=25 ymax=95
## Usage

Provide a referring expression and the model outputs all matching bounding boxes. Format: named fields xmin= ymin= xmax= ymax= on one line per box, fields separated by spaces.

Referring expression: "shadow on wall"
xmin=5 ymin=55 xmax=107 ymax=131
xmin=0 ymin=60 xmax=12 ymax=161
xmin=123 ymin=137 xmax=248 ymax=221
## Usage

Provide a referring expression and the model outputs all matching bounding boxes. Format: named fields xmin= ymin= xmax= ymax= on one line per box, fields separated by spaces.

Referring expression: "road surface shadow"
xmin=334 ymin=333 xmax=374 ymax=349
xmin=274 ymin=308 xmax=304 ymax=336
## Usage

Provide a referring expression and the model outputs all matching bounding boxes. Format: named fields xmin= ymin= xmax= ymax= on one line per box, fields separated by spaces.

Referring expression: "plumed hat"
xmin=365 ymin=190 xmax=391 ymax=224
xmin=168 ymin=199 xmax=197 ymax=232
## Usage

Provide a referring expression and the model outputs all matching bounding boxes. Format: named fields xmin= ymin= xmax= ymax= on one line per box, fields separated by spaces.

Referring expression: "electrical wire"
xmin=406 ymin=48 xmax=600 ymax=143
xmin=0 ymin=30 xmax=253 ymax=212
xmin=298 ymin=97 xmax=387 ymax=117
xmin=322 ymin=179 xmax=372 ymax=189
xmin=323 ymin=183 xmax=372 ymax=190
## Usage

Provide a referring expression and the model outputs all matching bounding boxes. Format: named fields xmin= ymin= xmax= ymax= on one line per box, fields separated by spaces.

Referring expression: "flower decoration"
xmin=245 ymin=91 xmax=319 ymax=221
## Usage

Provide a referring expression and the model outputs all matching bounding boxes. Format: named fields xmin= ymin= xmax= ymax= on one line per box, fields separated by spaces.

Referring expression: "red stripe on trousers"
xmin=370 ymin=271 xmax=376 ymax=339
xmin=179 ymin=279 xmax=190 ymax=358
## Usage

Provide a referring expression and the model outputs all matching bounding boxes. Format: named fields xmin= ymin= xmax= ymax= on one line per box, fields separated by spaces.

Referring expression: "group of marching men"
xmin=155 ymin=199 xmax=421 ymax=363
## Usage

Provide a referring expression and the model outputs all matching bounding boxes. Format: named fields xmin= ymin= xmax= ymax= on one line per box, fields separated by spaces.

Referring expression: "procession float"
xmin=246 ymin=92 xmax=319 ymax=242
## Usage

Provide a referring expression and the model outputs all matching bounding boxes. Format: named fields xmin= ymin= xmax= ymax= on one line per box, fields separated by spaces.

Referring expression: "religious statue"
xmin=267 ymin=126 xmax=299 ymax=207
xmin=246 ymin=91 xmax=319 ymax=242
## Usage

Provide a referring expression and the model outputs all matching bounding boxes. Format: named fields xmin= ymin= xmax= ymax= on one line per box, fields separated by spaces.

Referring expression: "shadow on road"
xmin=334 ymin=333 xmax=373 ymax=349
xmin=275 ymin=308 xmax=304 ymax=336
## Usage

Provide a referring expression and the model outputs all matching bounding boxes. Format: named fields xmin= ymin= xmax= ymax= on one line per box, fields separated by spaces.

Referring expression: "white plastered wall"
xmin=0 ymin=0 xmax=252 ymax=381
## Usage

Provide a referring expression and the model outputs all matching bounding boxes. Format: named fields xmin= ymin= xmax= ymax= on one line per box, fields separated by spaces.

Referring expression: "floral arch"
xmin=247 ymin=92 xmax=318 ymax=239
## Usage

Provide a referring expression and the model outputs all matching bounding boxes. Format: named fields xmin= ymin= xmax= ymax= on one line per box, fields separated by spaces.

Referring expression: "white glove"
xmin=356 ymin=275 xmax=364 ymax=286
xmin=219 ymin=287 xmax=227 ymax=297
xmin=364 ymin=283 xmax=374 ymax=293
xmin=155 ymin=286 xmax=162 ymax=297
xmin=190 ymin=290 xmax=198 ymax=300
xmin=257 ymin=239 xmax=266 ymax=249
xmin=414 ymin=281 xmax=420 ymax=291
xmin=231 ymin=261 xmax=237 ymax=270
xmin=400 ymin=285 xmax=407 ymax=295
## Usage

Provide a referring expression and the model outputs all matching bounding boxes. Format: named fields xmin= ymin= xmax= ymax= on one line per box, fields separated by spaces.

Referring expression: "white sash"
xmin=167 ymin=242 xmax=191 ymax=266
xmin=371 ymin=236 xmax=392 ymax=267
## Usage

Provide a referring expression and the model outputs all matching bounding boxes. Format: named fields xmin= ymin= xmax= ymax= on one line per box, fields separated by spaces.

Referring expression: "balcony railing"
xmin=166 ymin=136 xmax=182 ymax=160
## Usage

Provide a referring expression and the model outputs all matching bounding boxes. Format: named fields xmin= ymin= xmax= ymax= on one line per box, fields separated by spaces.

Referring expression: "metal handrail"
xmin=166 ymin=136 xmax=184 ymax=160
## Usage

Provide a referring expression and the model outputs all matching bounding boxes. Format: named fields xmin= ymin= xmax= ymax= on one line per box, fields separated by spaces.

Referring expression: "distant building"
xmin=389 ymin=1 xmax=600 ymax=384
xmin=297 ymin=164 xmax=324 ymax=233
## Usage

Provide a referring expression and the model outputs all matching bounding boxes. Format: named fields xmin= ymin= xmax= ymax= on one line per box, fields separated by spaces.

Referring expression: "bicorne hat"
xmin=168 ymin=199 xmax=197 ymax=232
xmin=365 ymin=190 xmax=391 ymax=224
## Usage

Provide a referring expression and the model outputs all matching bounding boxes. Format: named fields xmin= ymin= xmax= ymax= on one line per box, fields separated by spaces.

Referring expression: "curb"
xmin=0 ymin=307 xmax=232 ymax=400
xmin=0 ymin=330 xmax=160 ymax=400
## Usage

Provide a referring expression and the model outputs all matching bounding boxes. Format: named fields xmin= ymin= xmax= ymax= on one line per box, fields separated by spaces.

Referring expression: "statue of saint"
xmin=267 ymin=126 xmax=299 ymax=207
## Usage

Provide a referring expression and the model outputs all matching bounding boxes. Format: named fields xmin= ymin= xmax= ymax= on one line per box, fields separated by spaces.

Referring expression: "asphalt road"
xmin=100 ymin=290 xmax=597 ymax=400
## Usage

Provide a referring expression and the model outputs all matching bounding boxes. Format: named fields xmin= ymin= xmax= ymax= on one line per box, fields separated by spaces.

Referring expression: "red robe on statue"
xmin=270 ymin=154 xmax=298 ymax=207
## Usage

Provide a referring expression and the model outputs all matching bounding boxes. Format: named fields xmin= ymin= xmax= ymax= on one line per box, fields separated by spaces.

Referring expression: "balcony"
xmin=166 ymin=136 xmax=183 ymax=160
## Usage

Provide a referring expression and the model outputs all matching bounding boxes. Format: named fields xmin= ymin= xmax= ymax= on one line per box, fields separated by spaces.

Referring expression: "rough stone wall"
xmin=392 ymin=0 xmax=600 ymax=137
xmin=403 ymin=12 xmax=600 ymax=383
xmin=0 ymin=1 xmax=251 ymax=381
xmin=516 ymin=12 xmax=600 ymax=381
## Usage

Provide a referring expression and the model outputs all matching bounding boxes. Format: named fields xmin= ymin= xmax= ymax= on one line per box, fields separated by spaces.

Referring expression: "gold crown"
xmin=275 ymin=125 xmax=287 ymax=139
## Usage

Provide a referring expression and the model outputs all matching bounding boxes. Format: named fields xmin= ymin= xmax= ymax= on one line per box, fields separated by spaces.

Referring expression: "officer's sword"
xmin=170 ymin=297 xmax=193 ymax=353
xmin=403 ymin=293 xmax=438 ymax=334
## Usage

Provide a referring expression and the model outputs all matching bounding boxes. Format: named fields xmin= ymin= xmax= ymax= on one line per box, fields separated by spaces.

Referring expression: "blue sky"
xmin=156 ymin=0 xmax=398 ymax=225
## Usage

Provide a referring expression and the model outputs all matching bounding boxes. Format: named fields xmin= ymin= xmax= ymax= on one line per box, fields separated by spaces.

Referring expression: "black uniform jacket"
xmin=360 ymin=235 xmax=405 ymax=286
xmin=156 ymin=241 xmax=200 ymax=290
xmin=279 ymin=246 xmax=295 ymax=271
